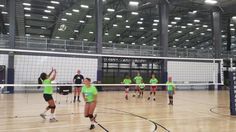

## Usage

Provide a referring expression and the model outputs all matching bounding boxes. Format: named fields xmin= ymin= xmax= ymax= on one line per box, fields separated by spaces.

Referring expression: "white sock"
xmin=91 ymin=120 xmax=95 ymax=125
xmin=50 ymin=113 xmax=55 ymax=119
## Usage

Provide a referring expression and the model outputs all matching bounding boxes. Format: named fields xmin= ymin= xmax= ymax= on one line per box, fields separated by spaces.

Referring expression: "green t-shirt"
xmin=134 ymin=76 xmax=143 ymax=84
xmin=123 ymin=79 xmax=132 ymax=84
xmin=166 ymin=81 xmax=175 ymax=91
xmin=43 ymin=79 xmax=53 ymax=94
xmin=82 ymin=85 xmax=97 ymax=102
xmin=139 ymin=83 xmax=145 ymax=89
xmin=150 ymin=78 xmax=158 ymax=84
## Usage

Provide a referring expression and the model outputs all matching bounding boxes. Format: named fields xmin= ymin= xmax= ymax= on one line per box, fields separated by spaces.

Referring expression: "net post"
xmin=229 ymin=71 xmax=236 ymax=115
xmin=6 ymin=67 xmax=14 ymax=94
xmin=213 ymin=59 xmax=217 ymax=90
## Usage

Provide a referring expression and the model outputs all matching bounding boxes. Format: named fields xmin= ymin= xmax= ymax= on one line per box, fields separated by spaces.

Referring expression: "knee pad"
xmin=88 ymin=114 xmax=93 ymax=118
xmin=49 ymin=105 xmax=56 ymax=109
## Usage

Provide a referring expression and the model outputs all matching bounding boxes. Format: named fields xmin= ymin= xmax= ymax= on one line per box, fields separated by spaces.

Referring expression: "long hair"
xmin=37 ymin=72 xmax=47 ymax=89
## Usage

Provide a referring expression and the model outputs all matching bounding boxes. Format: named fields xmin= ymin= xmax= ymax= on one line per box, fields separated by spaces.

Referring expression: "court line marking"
xmin=209 ymin=106 xmax=236 ymax=117
xmin=103 ymin=107 xmax=170 ymax=132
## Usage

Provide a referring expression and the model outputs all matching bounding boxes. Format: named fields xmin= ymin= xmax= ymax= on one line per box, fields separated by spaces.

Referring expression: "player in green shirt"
xmin=133 ymin=72 xmax=143 ymax=97
xmin=148 ymin=74 xmax=158 ymax=101
xmin=82 ymin=78 xmax=98 ymax=130
xmin=139 ymin=80 xmax=145 ymax=97
xmin=38 ymin=68 xmax=57 ymax=122
xmin=122 ymin=75 xmax=132 ymax=100
xmin=166 ymin=76 xmax=176 ymax=105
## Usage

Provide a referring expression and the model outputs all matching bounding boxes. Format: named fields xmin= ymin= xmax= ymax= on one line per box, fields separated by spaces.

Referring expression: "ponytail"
xmin=37 ymin=72 xmax=47 ymax=89
xmin=37 ymin=77 xmax=42 ymax=89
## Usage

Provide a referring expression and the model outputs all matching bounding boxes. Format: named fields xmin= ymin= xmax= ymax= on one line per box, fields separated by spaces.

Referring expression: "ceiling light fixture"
xmin=44 ymin=10 xmax=51 ymax=13
xmin=50 ymin=1 xmax=60 ymax=4
xmin=86 ymin=15 xmax=92 ymax=18
xmin=25 ymin=14 xmax=31 ymax=17
xmin=79 ymin=20 xmax=85 ymax=23
xmin=72 ymin=9 xmax=79 ymax=13
xmin=22 ymin=3 xmax=31 ymax=6
xmin=61 ymin=18 xmax=67 ymax=21
xmin=1 ymin=11 xmax=8 ymax=15
xmin=126 ymin=25 xmax=130 ymax=28
xmin=194 ymin=19 xmax=200 ymax=23
xmin=116 ymin=15 xmax=122 ymax=18
xmin=153 ymin=19 xmax=159 ymax=23
xmin=129 ymin=1 xmax=139 ymax=6
xmin=171 ymin=21 xmax=177 ymax=24
xmin=24 ymin=7 xmax=31 ymax=10
xmin=81 ymin=5 xmax=89 ymax=8
xmin=47 ymin=6 xmax=55 ymax=9
xmin=139 ymin=27 xmax=144 ymax=30
xmin=66 ymin=12 xmax=72 ymax=16
xmin=137 ymin=21 xmax=143 ymax=24
xmin=104 ymin=17 xmax=110 ymax=20
xmin=174 ymin=17 xmax=181 ymax=20
xmin=205 ymin=0 xmax=218 ymax=5
xmin=107 ymin=8 xmax=115 ymax=12
xmin=42 ymin=16 xmax=48 ymax=19
xmin=153 ymin=23 xmax=158 ymax=26
xmin=131 ymin=12 xmax=138 ymax=15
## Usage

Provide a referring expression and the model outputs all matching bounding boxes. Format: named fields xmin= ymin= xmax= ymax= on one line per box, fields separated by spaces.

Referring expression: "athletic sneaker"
xmin=147 ymin=97 xmax=150 ymax=100
xmin=153 ymin=98 xmax=156 ymax=101
xmin=40 ymin=113 xmax=46 ymax=119
xmin=125 ymin=96 xmax=128 ymax=100
xmin=90 ymin=124 xmax=95 ymax=130
xmin=77 ymin=99 xmax=81 ymax=102
xmin=132 ymin=94 xmax=135 ymax=97
xmin=50 ymin=118 xmax=58 ymax=122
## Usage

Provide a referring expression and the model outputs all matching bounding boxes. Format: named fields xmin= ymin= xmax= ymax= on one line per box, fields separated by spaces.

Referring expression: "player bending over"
xmin=82 ymin=78 xmax=98 ymax=130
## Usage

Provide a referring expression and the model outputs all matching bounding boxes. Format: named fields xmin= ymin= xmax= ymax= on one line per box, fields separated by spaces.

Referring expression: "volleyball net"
xmin=0 ymin=48 xmax=224 ymax=93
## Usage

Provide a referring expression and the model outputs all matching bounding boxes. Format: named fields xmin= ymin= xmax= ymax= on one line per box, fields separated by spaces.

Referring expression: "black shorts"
xmin=43 ymin=94 xmax=53 ymax=101
xmin=125 ymin=86 xmax=130 ymax=89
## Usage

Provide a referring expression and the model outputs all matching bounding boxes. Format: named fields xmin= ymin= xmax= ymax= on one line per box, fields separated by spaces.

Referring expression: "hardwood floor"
xmin=0 ymin=90 xmax=235 ymax=132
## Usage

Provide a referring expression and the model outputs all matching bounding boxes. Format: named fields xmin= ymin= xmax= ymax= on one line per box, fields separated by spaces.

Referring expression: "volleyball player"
xmin=39 ymin=68 xmax=57 ymax=122
xmin=82 ymin=78 xmax=98 ymax=130
xmin=73 ymin=69 xmax=84 ymax=103
xmin=122 ymin=75 xmax=132 ymax=100
xmin=148 ymin=74 xmax=158 ymax=101
xmin=166 ymin=76 xmax=175 ymax=105
xmin=133 ymin=72 xmax=143 ymax=97
xmin=139 ymin=80 xmax=145 ymax=98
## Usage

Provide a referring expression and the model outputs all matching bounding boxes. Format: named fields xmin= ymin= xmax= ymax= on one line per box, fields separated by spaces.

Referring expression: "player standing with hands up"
xmin=39 ymin=68 xmax=58 ymax=122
